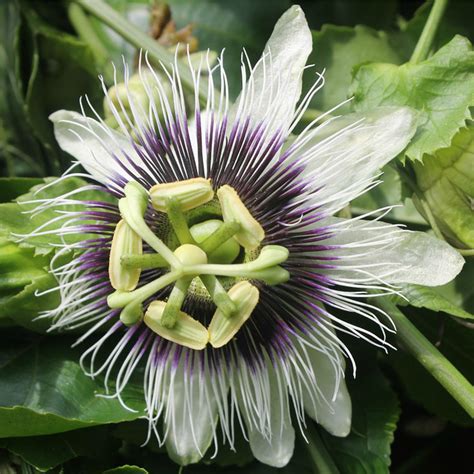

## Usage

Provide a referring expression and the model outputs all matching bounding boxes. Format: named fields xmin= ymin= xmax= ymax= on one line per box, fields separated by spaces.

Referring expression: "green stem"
xmin=410 ymin=0 xmax=448 ymax=63
xmin=375 ymin=297 xmax=474 ymax=417
xmin=457 ymin=248 xmax=474 ymax=257
xmin=73 ymin=0 xmax=211 ymax=104
xmin=199 ymin=275 xmax=236 ymax=317
xmin=107 ymin=270 xmax=181 ymax=308
xmin=67 ymin=3 xmax=114 ymax=83
xmin=302 ymin=423 xmax=340 ymax=474
xmin=167 ymin=198 xmax=196 ymax=245
xmin=161 ymin=277 xmax=191 ymax=328
xmin=121 ymin=253 xmax=168 ymax=269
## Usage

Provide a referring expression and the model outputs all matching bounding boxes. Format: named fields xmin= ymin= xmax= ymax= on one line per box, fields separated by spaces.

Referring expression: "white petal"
xmin=164 ymin=362 xmax=217 ymax=465
xmin=247 ymin=371 xmax=295 ymax=468
xmin=230 ymin=5 xmax=312 ymax=137
xmin=295 ymin=107 xmax=417 ymax=212
xmin=300 ymin=343 xmax=352 ymax=437
xmin=325 ymin=217 xmax=464 ymax=286
xmin=50 ymin=110 xmax=145 ymax=188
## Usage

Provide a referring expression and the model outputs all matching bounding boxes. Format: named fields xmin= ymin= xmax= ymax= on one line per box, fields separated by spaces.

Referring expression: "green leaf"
xmin=103 ymin=466 xmax=149 ymax=474
xmin=322 ymin=366 xmax=400 ymax=474
xmin=0 ymin=426 xmax=117 ymax=472
xmin=0 ymin=334 xmax=144 ymax=438
xmin=351 ymin=35 xmax=474 ymax=162
xmin=304 ymin=25 xmax=402 ymax=113
xmin=389 ymin=308 xmax=474 ymax=426
xmin=0 ymin=177 xmax=114 ymax=255
xmin=0 ymin=238 xmax=59 ymax=332
xmin=0 ymin=178 xmax=43 ymax=203
xmin=22 ymin=5 xmax=103 ymax=168
xmin=166 ymin=0 xmax=290 ymax=97
xmin=298 ymin=0 xmax=398 ymax=31
xmin=396 ymin=283 xmax=473 ymax=320
xmin=413 ymin=127 xmax=474 ymax=247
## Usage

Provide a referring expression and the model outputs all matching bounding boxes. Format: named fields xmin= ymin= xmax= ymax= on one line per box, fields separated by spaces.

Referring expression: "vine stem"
xmin=410 ymin=0 xmax=448 ymax=63
xmin=302 ymin=422 xmax=340 ymax=474
xmin=375 ymin=297 xmax=474 ymax=418
xmin=72 ymin=0 xmax=212 ymax=103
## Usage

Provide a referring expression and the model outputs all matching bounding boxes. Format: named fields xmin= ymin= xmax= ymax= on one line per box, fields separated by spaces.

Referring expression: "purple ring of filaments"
xmin=73 ymin=110 xmax=340 ymax=374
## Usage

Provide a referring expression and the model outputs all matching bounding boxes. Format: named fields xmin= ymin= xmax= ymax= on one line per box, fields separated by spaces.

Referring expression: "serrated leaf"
xmin=351 ymin=35 xmax=474 ymax=162
xmin=304 ymin=25 xmax=402 ymax=113
xmin=413 ymin=126 xmax=474 ymax=247
xmin=0 ymin=335 xmax=144 ymax=438
xmin=322 ymin=367 xmax=400 ymax=474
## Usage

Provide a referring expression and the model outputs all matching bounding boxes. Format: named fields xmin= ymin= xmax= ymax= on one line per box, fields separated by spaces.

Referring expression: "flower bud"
xmin=144 ymin=300 xmax=209 ymax=350
xmin=217 ymin=185 xmax=264 ymax=250
xmin=150 ymin=178 xmax=214 ymax=212
xmin=208 ymin=281 xmax=259 ymax=348
xmin=109 ymin=219 xmax=143 ymax=291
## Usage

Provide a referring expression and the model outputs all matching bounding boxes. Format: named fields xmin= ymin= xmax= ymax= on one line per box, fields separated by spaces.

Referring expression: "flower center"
xmin=107 ymin=179 xmax=289 ymax=350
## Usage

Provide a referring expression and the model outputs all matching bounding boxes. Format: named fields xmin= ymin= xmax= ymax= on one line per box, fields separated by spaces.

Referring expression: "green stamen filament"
xmin=161 ymin=278 xmax=192 ymax=328
xmin=199 ymin=275 xmax=237 ymax=317
xmin=166 ymin=198 xmax=196 ymax=245
xmin=121 ymin=253 xmax=168 ymax=269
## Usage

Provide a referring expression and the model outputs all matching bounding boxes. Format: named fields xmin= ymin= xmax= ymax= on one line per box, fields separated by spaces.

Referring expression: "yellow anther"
xmin=208 ymin=281 xmax=259 ymax=348
xmin=150 ymin=178 xmax=214 ymax=212
xmin=109 ymin=219 xmax=142 ymax=291
xmin=216 ymin=185 xmax=264 ymax=250
xmin=144 ymin=300 xmax=209 ymax=350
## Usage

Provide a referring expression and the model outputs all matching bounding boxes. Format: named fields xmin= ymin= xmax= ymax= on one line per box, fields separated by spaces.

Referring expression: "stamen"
xmin=144 ymin=300 xmax=209 ymax=350
xmin=197 ymin=221 xmax=241 ymax=256
xmin=166 ymin=197 xmax=196 ymax=245
xmin=199 ymin=275 xmax=237 ymax=317
xmin=121 ymin=253 xmax=168 ymax=269
xmin=160 ymin=278 xmax=192 ymax=328
xmin=108 ymin=219 xmax=142 ymax=291
xmin=217 ymin=185 xmax=264 ymax=250
xmin=150 ymin=177 xmax=214 ymax=212
xmin=208 ymin=281 xmax=259 ymax=348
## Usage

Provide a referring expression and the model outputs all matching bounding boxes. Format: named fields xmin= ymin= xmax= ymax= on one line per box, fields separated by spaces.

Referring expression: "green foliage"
xmin=0 ymin=334 xmax=144 ymax=438
xmin=304 ymin=25 xmax=402 ymax=113
xmin=322 ymin=365 xmax=400 ymax=474
xmin=413 ymin=127 xmax=474 ymax=247
xmin=351 ymin=35 xmax=474 ymax=162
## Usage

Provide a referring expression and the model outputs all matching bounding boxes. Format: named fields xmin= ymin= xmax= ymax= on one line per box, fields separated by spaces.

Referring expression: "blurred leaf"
xmin=22 ymin=5 xmax=103 ymax=165
xmin=0 ymin=0 xmax=46 ymax=176
xmin=0 ymin=426 xmax=117 ymax=472
xmin=351 ymin=36 xmax=474 ymax=162
xmin=413 ymin=127 xmax=474 ymax=247
xmin=322 ymin=366 xmax=400 ymax=474
xmin=0 ymin=178 xmax=43 ymax=202
xmin=0 ymin=334 xmax=144 ymax=438
xmin=299 ymin=0 xmax=398 ymax=31
xmin=103 ymin=466 xmax=149 ymax=474
xmin=304 ymin=25 xmax=402 ymax=113
xmin=167 ymin=0 xmax=290 ymax=97
xmin=389 ymin=308 xmax=474 ymax=426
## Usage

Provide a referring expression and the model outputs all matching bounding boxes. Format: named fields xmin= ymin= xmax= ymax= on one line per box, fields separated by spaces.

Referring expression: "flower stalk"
xmin=410 ymin=0 xmax=449 ymax=63
xmin=375 ymin=297 xmax=474 ymax=417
